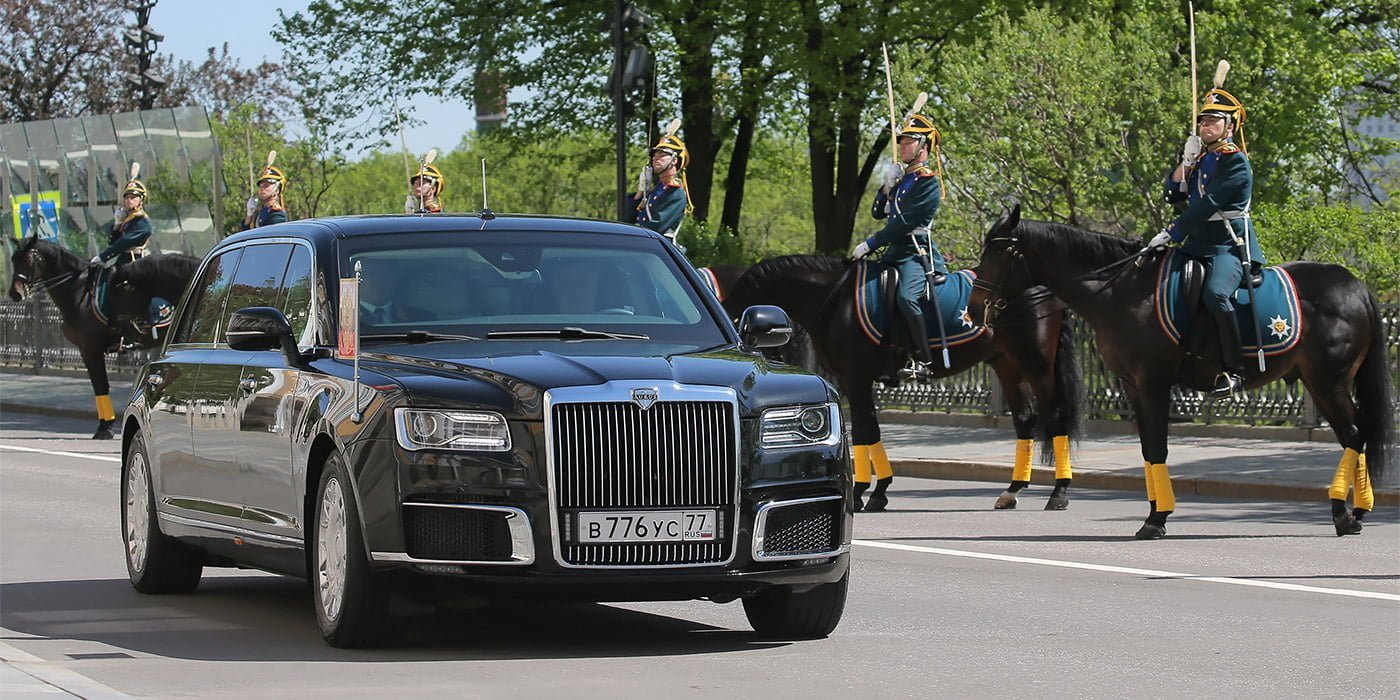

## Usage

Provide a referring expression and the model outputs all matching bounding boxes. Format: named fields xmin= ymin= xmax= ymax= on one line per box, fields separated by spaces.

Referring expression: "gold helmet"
xmin=410 ymin=163 xmax=445 ymax=199
xmin=651 ymin=134 xmax=689 ymax=170
xmin=258 ymin=164 xmax=287 ymax=186
xmin=1199 ymin=87 xmax=1247 ymax=151
xmin=899 ymin=113 xmax=941 ymax=147
xmin=122 ymin=178 xmax=148 ymax=200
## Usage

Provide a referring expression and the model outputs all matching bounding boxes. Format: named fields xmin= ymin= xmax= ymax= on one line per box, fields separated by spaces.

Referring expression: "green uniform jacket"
xmin=100 ymin=212 xmax=152 ymax=265
xmin=867 ymin=167 xmax=947 ymax=273
xmin=1165 ymin=143 xmax=1264 ymax=265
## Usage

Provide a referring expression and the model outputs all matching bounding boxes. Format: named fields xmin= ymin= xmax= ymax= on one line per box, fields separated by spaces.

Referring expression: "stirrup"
xmin=1210 ymin=371 xmax=1243 ymax=400
xmin=899 ymin=359 xmax=934 ymax=383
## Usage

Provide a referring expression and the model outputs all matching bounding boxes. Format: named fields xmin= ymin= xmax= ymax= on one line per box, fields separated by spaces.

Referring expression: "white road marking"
xmin=854 ymin=539 xmax=1400 ymax=602
xmin=0 ymin=444 xmax=121 ymax=463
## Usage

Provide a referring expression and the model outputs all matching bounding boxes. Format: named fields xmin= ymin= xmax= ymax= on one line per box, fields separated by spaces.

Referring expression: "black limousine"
xmin=120 ymin=214 xmax=851 ymax=647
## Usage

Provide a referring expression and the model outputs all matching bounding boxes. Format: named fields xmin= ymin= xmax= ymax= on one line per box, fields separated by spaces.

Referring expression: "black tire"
xmin=742 ymin=570 xmax=849 ymax=640
xmin=310 ymin=450 xmax=391 ymax=648
xmin=122 ymin=433 xmax=203 ymax=593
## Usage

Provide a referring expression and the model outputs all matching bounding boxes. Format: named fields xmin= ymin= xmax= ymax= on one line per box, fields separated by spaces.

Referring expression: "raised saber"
xmin=882 ymin=43 xmax=899 ymax=165
xmin=395 ymin=102 xmax=412 ymax=197
xmin=1180 ymin=1 xmax=1198 ymax=194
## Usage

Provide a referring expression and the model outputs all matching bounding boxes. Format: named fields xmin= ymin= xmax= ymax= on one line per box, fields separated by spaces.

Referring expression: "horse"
xmin=701 ymin=263 xmax=821 ymax=373
xmin=724 ymin=255 xmax=1083 ymax=512
xmin=7 ymin=234 xmax=200 ymax=439
xmin=969 ymin=205 xmax=1394 ymax=538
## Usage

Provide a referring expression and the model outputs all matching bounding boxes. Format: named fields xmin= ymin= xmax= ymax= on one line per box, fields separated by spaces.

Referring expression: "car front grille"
xmin=550 ymin=396 xmax=738 ymax=567
xmin=403 ymin=504 xmax=515 ymax=562
xmin=755 ymin=497 xmax=843 ymax=559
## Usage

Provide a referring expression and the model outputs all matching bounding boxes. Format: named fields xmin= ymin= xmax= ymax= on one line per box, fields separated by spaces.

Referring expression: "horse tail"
xmin=1355 ymin=291 xmax=1394 ymax=485
xmin=1039 ymin=309 xmax=1085 ymax=460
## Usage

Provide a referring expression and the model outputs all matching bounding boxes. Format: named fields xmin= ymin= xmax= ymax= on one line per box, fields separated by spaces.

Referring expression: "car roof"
xmin=218 ymin=214 xmax=659 ymax=249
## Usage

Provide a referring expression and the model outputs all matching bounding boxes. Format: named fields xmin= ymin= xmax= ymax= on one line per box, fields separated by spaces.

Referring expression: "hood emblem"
xmin=631 ymin=388 xmax=659 ymax=411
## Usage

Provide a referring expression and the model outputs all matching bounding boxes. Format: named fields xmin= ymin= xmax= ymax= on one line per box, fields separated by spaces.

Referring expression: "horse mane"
xmin=29 ymin=238 xmax=86 ymax=273
xmin=117 ymin=253 xmax=201 ymax=288
xmin=1017 ymin=220 xmax=1140 ymax=265
xmin=730 ymin=254 xmax=846 ymax=299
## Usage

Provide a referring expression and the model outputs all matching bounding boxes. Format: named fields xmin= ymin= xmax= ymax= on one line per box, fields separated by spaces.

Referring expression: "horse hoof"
xmin=93 ymin=419 xmax=116 ymax=440
xmin=864 ymin=493 xmax=888 ymax=512
xmin=994 ymin=492 xmax=1018 ymax=509
xmin=1333 ymin=513 xmax=1362 ymax=536
xmin=1134 ymin=523 xmax=1167 ymax=540
xmin=1044 ymin=495 xmax=1069 ymax=511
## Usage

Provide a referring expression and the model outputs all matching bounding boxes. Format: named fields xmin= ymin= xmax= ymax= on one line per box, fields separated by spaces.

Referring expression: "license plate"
xmin=576 ymin=510 xmax=716 ymax=543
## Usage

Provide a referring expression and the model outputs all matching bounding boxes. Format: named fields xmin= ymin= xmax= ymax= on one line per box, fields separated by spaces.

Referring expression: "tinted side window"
xmin=181 ymin=249 xmax=244 ymax=344
xmin=224 ymin=244 xmax=292 ymax=336
xmin=276 ymin=245 xmax=314 ymax=345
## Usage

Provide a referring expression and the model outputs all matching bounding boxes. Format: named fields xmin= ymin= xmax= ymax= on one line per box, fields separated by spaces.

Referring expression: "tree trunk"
xmin=673 ymin=5 xmax=717 ymax=223
xmin=720 ymin=113 xmax=755 ymax=233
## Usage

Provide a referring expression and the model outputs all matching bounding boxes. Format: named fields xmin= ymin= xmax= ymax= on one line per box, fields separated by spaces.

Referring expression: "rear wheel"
xmin=311 ymin=451 xmax=391 ymax=648
xmin=742 ymin=570 xmax=848 ymax=639
xmin=122 ymin=433 xmax=202 ymax=593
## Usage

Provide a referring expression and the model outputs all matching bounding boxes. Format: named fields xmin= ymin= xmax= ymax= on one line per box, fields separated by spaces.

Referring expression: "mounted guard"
xmin=405 ymin=149 xmax=444 ymax=214
xmin=87 ymin=163 xmax=173 ymax=345
xmin=1148 ymin=60 xmax=1265 ymax=400
xmin=850 ymin=108 xmax=949 ymax=382
xmin=625 ymin=119 xmax=691 ymax=251
xmin=244 ymin=151 xmax=289 ymax=230
xmin=94 ymin=165 xmax=153 ymax=269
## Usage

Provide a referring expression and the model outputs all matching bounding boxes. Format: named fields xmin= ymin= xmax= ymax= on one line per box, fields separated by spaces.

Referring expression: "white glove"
xmin=90 ymin=255 xmax=102 ymax=266
xmin=1147 ymin=230 xmax=1173 ymax=249
xmin=638 ymin=165 xmax=652 ymax=195
xmin=851 ymin=240 xmax=872 ymax=260
xmin=404 ymin=194 xmax=417 ymax=214
xmin=882 ymin=162 xmax=904 ymax=190
xmin=1180 ymin=135 xmax=1203 ymax=169
xmin=113 ymin=206 xmax=126 ymax=221
xmin=245 ymin=196 xmax=258 ymax=218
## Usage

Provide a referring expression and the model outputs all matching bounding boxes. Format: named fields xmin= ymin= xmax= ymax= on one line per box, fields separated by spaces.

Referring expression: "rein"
xmin=973 ymin=235 xmax=1155 ymax=326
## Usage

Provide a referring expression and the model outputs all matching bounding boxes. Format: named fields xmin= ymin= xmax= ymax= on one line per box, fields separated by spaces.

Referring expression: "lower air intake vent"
xmin=403 ymin=505 xmax=515 ymax=562
xmin=755 ymin=497 xmax=842 ymax=560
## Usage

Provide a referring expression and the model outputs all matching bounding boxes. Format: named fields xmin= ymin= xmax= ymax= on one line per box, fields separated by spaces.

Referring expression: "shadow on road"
xmin=0 ymin=577 xmax=785 ymax=660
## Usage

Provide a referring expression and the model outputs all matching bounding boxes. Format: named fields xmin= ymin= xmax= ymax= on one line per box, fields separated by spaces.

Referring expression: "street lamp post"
xmin=123 ymin=0 xmax=166 ymax=110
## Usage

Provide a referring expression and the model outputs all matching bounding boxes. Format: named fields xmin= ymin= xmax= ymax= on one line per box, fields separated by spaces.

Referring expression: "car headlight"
xmin=759 ymin=403 xmax=841 ymax=449
xmin=394 ymin=408 xmax=511 ymax=452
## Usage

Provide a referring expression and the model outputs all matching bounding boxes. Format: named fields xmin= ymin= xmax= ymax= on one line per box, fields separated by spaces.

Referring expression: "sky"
xmin=152 ymin=0 xmax=474 ymax=155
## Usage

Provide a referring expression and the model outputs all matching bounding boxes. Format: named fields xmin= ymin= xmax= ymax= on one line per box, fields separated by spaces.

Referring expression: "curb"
xmin=0 ymin=401 xmax=111 ymax=423
xmin=890 ymin=458 xmax=1400 ymax=507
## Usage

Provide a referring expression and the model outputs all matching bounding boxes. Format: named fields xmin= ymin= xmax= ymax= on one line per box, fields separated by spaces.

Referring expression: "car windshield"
xmin=339 ymin=230 xmax=728 ymax=349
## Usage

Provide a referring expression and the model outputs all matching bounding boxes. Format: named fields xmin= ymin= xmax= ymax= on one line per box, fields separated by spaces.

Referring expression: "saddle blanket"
xmin=854 ymin=261 xmax=987 ymax=347
xmin=90 ymin=267 xmax=173 ymax=332
xmin=697 ymin=266 xmax=724 ymax=302
xmin=1154 ymin=249 xmax=1302 ymax=355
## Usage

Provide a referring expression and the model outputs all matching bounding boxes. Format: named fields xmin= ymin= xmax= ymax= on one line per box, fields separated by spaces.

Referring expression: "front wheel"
xmin=122 ymin=433 xmax=202 ymax=593
xmin=311 ymin=451 xmax=391 ymax=648
xmin=742 ymin=570 xmax=848 ymax=640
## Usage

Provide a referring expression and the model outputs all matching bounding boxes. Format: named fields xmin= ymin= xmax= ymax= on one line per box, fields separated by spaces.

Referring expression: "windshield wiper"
xmin=360 ymin=331 xmax=479 ymax=343
xmin=486 ymin=326 xmax=650 ymax=341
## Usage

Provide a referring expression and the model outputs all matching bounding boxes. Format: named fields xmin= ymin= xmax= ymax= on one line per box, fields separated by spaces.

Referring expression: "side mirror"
xmin=737 ymin=305 xmax=793 ymax=349
xmin=227 ymin=307 xmax=301 ymax=364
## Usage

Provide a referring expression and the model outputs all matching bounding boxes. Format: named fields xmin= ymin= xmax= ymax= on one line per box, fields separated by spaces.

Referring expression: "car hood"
xmin=357 ymin=342 xmax=835 ymax=419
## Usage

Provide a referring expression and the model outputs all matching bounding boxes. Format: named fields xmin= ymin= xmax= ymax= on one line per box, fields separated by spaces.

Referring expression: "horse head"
xmin=969 ymin=203 xmax=1030 ymax=326
xmin=8 ymin=233 xmax=46 ymax=302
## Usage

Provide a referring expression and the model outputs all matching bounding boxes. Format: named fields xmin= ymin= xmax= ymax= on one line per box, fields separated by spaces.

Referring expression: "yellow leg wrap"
xmin=870 ymin=441 xmax=894 ymax=480
xmin=1011 ymin=439 xmax=1034 ymax=482
xmin=1150 ymin=463 xmax=1176 ymax=512
xmin=1354 ymin=453 xmax=1374 ymax=511
xmin=852 ymin=445 xmax=873 ymax=484
xmin=1143 ymin=461 xmax=1157 ymax=502
xmin=1328 ymin=448 xmax=1358 ymax=501
xmin=95 ymin=394 xmax=116 ymax=422
xmin=1053 ymin=435 xmax=1073 ymax=481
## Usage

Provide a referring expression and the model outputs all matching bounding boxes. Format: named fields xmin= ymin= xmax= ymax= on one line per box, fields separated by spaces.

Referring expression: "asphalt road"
xmin=2 ymin=411 xmax=1397 ymax=699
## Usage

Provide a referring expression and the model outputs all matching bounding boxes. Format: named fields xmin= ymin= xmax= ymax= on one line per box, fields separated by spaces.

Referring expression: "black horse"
xmin=724 ymin=255 xmax=1083 ymax=512
xmin=7 ymin=234 xmax=200 ymax=439
xmin=701 ymin=263 xmax=821 ymax=373
xmin=970 ymin=205 xmax=1393 ymax=538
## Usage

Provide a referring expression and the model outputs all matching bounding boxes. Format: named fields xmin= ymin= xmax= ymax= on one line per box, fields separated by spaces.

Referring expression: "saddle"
xmin=1155 ymin=250 xmax=1301 ymax=356
xmin=855 ymin=261 xmax=984 ymax=350
xmin=873 ymin=264 xmax=946 ymax=318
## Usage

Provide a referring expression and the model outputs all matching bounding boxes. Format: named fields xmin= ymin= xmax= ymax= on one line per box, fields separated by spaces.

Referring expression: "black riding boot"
xmin=900 ymin=308 xmax=935 ymax=380
xmin=1211 ymin=309 xmax=1245 ymax=399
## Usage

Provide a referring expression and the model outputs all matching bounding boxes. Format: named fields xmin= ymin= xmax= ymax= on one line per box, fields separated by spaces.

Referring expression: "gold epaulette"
xmin=1210 ymin=142 xmax=1241 ymax=155
xmin=911 ymin=164 xmax=936 ymax=177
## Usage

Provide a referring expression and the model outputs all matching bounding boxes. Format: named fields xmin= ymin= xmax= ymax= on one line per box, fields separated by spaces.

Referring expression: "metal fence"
xmin=1 ymin=297 xmax=1395 ymax=429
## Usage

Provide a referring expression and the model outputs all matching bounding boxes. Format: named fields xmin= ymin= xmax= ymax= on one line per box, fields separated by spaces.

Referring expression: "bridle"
xmin=10 ymin=246 xmax=81 ymax=299
xmin=971 ymin=233 xmax=1155 ymax=327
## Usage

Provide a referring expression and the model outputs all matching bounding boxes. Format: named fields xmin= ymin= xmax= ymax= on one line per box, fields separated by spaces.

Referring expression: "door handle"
xmin=239 ymin=377 xmax=258 ymax=393
xmin=146 ymin=374 xmax=164 ymax=388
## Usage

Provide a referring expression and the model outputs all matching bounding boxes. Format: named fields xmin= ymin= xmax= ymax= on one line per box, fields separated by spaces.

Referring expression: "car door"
xmin=237 ymin=242 xmax=311 ymax=534
xmin=147 ymin=247 xmax=241 ymax=515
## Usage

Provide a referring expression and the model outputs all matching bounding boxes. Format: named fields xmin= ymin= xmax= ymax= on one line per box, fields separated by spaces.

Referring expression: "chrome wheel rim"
xmin=317 ymin=476 xmax=348 ymax=623
xmin=125 ymin=451 xmax=150 ymax=573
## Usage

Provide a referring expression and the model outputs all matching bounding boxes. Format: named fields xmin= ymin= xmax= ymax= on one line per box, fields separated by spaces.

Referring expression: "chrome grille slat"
xmin=551 ymin=397 xmax=738 ymax=567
